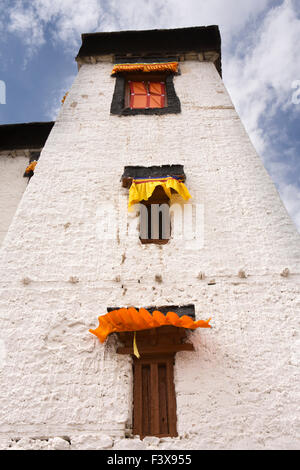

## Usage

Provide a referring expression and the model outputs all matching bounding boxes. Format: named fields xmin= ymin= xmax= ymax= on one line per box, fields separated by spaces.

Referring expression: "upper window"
xmin=110 ymin=61 xmax=181 ymax=116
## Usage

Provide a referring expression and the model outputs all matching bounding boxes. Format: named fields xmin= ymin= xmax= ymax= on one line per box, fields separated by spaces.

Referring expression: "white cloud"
xmin=7 ymin=1 xmax=46 ymax=55
xmin=279 ymin=182 xmax=300 ymax=230
xmin=223 ymin=0 xmax=300 ymax=230
xmin=4 ymin=0 xmax=273 ymax=51
xmin=96 ymin=0 xmax=173 ymax=32
xmin=35 ymin=0 xmax=102 ymax=46
xmin=161 ymin=0 xmax=272 ymax=46
xmin=224 ymin=0 xmax=300 ymax=145
xmin=5 ymin=0 xmax=103 ymax=55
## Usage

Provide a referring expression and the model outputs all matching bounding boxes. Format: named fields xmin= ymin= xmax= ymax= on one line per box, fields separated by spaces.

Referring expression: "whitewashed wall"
xmin=0 ymin=152 xmax=29 ymax=245
xmin=0 ymin=60 xmax=299 ymax=450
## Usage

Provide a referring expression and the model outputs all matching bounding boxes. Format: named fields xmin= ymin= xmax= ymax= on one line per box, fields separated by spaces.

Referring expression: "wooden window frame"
xmin=110 ymin=73 xmax=181 ymax=116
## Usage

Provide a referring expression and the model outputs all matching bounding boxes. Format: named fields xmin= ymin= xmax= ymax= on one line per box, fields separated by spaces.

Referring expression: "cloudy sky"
xmin=0 ymin=0 xmax=299 ymax=231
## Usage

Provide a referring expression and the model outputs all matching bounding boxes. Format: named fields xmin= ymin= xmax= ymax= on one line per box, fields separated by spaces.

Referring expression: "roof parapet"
xmin=76 ymin=25 xmax=222 ymax=76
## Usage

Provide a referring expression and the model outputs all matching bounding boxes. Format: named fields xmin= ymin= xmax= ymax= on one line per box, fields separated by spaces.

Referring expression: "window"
xmin=110 ymin=69 xmax=181 ymax=115
xmin=139 ymin=185 xmax=170 ymax=245
xmin=115 ymin=306 xmax=196 ymax=439
xmin=133 ymin=354 xmax=177 ymax=438
xmin=121 ymin=165 xmax=190 ymax=245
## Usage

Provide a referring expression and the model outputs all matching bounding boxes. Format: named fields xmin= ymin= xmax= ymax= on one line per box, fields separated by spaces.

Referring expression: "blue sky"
xmin=0 ymin=0 xmax=299 ymax=231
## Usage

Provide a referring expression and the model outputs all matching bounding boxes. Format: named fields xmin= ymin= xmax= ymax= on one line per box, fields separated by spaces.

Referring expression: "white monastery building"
xmin=0 ymin=26 xmax=299 ymax=450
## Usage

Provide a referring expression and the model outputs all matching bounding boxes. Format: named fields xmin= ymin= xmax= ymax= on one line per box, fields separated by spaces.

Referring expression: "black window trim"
xmin=110 ymin=74 xmax=181 ymax=116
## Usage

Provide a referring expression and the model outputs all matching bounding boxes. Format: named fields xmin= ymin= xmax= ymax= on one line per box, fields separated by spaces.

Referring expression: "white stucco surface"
xmin=0 ymin=60 xmax=299 ymax=450
xmin=0 ymin=152 xmax=29 ymax=245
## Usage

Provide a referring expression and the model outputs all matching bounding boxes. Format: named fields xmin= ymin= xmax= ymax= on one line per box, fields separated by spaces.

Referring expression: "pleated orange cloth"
xmin=89 ymin=307 xmax=211 ymax=343
xmin=111 ymin=62 xmax=178 ymax=75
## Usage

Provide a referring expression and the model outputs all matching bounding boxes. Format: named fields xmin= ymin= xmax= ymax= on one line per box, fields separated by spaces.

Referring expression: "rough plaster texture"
xmin=0 ymin=60 xmax=299 ymax=450
xmin=0 ymin=152 xmax=29 ymax=245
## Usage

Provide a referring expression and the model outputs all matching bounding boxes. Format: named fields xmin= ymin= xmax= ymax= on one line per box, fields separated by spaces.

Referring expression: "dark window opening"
xmin=139 ymin=186 xmax=170 ymax=245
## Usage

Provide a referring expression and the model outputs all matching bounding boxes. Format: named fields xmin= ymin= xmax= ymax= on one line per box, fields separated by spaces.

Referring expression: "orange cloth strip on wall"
xmin=24 ymin=160 xmax=37 ymax=174
xmin=111 ymin=62 xmax=178 ymax=75
xmin=89 ymin=307 xmax=211 ymax=343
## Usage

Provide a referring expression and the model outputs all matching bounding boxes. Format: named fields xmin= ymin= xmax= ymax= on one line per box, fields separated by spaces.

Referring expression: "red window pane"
xmin=148 ymin=82 xmax=164 ymax=95
xmin=131 ymin=94 xmax=148 ymax=109
xmin=131 ymin=81 xmax=147 ymax=94
xmin=130 ymin=81 xmax=148 ymax=108
xmin=149 ymin=82 xmax=165 ymax=108
xmin=149 ymin=95 xmax=163 ymax=108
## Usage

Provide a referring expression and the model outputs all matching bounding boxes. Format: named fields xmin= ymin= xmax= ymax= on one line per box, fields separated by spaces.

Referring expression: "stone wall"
xmin=0 ymin=151 xmax=29 ymax=245
xmin=0 ymin=60 xmax=299 ymax=450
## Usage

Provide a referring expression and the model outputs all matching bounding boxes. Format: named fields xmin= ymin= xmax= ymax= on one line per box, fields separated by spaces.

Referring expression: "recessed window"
xmin=139 ymin=186 xmax=170 ymax=245
xmin=91 ymin=303 xmax=206 ymax=439
xmin=91 ymin=301 xmax=209 ymax=441
xmin=110 ymin=62 xmax=181 ymax=116
xmin=114 ymin=305 xmax=197 ymax=439
xmin=121 ymin=165 xmax=191 ymax=245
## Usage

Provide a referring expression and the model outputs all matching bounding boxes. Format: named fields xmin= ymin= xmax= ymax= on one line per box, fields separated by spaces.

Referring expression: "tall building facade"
xmin=0 ymin=26 xmax=299 ymax=450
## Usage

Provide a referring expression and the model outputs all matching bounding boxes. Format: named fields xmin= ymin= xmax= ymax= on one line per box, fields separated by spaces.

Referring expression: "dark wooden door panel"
xmin=133 ymin=355 xmax=177 ymax=438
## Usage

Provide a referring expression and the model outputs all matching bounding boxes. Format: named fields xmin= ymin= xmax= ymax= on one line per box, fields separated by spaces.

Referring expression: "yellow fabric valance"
xmin=112 ymin=62 xmax=178 ymax=75
xmin=90 ymin=307 xmax=211 ymax=343
xmin=128 ymin=177 xmax=191 ymax=209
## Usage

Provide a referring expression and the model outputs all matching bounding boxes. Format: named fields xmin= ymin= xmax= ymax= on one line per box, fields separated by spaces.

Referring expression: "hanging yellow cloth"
xmin=133 ymin=331 xmax=140 ymax=359
xmin=112 ymin=62 xmax=178 ymax=75
xmin=24 ymin=160 xmax=37 ymax=174
xmin=128 ymin=177 xmax=191 ymax=209
xmin=89 ymin=307 xmax=211 ymax=343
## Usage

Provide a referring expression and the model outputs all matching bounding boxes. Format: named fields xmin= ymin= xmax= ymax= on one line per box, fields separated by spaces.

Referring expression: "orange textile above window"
xmin=89 ymin=307 xmax=211 ymax=343
xmin=111 ymin=62 xmax=178 ymax=75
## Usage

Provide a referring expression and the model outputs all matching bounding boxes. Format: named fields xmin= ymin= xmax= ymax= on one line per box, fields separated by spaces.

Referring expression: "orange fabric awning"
xmin=90 ymin=307 xmax=211 ymax=343
xmin=111 ymin=62 xmax=178 ymax=75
